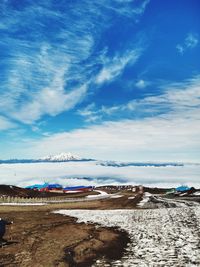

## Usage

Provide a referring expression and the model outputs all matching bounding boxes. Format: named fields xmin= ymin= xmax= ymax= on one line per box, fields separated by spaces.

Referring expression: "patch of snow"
xmin=110 ymin=195 xmax=123 ymax=199
xmin=128 ymin=196 xmax=136 ymax=200
xmin=179 ymin=192 xmax=188 ymax=196
xmin=0 ymin=203 xmax=46 ymax=206
xmin=193 ymin=192 xmax=200 ymax=196
xmin=55 ymin=207 xmax=200 ymax=266
xmin=86 ymin=190 xmax=123 ymax=200
xmin=86 ymin=190 xmax=109 ymax=199
xmin=137 ymin=192 xmax=151 ymax=207
xmin=65 ymin=190 xmax=83 ymax=194
xmin=144 ymin=192 xmax=152 ymax=197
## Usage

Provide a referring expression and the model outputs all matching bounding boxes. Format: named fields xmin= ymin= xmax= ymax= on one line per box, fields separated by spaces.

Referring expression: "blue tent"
xmin=176 ymin=186 xmax=191 ymax=192
xmin=26 ymin=183 xmax=49 ymax=190
xmin=63 ymin=186 xmax=93 ymax=191
xmin=47 ymin=184 xmax=62 ymax=189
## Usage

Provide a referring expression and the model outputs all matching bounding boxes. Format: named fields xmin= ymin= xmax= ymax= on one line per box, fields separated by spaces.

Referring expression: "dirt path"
xmin=0 ymin=207 xmax=129 ymax=267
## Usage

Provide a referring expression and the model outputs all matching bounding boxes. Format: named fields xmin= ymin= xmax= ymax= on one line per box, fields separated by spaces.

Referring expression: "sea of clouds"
xmin=0 ymin=161 xmax=200 ymax=188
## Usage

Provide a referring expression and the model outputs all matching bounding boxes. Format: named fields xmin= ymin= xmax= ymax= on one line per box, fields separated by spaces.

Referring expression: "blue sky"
xmin=0 ymin=0 xmax=200 ymax=161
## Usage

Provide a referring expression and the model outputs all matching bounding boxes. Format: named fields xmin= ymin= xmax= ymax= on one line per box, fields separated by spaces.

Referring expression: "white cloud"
xmin=25 ymin=114 xmax=199 ymax=162
xmin=96 ymin=49 xmax=141 ymax=84
xmin=15 ymin=76 xmax=200 ymax=162
xmin=0 ymin=37 xmax=92 ymax=124
xmin=95 ymin=0 xmax=150 ymax=19
xmin=1 ymin=161 xmax=200 ymax=188
xmin=78 ymin=76 xmax=200 ymax=123
xmin=78 ymin=103 xmax=123 ymax=122
xmin=135 ymin=79 xmax=149 ymax=89
xmin=176 ymin=33 xmax=199 ymax=54
xmin=0 ymin=116 xmax=16 ymax=130
xmin=11 ymin=82 xmax=88 ymax=124
xmin=185 ymin=33 xmax=199 ymax=48
xmin=176 ymin=44 xmax=184 ymax=55
xmin=0 ymin=0 xmax=149 ymax=126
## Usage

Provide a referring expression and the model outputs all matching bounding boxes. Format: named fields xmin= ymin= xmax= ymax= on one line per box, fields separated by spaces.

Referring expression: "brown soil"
xmin=0 ymin=203 xmax=129 ymax=267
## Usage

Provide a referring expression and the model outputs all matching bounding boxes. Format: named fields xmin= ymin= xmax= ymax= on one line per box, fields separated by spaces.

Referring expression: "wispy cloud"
xmin=0 ymin=0 xmax=148 ymax=126
xmin=135 ymin=79 xmax=149 ymax=89
xmin=10 ymin=78 xmax=88 ymax=124
xmin=78 ymin=76 xmax=200 ymax=122
xmin=95 ymin=49 xmax=142 ymax=84
xmin=185 ymin=33 xmax=199 ymax=48
xmin=0 ymin=116 xmax=16 ymax=131
xmin=176 ymin=33 xmax=199 ymax=54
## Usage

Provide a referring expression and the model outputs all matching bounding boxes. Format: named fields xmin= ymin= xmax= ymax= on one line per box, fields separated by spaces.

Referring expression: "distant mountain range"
xmin=0 ymin=152 xmax=199 ymax=167
xmin=97 ymin=161 xmax=185 ymax=167
xmin=0 ymin=152 xmax=94 ymax=164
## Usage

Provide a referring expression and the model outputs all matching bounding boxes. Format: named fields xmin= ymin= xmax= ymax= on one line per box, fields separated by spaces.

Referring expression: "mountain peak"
xmin=40 ymin=152 xmax=81 ymax=162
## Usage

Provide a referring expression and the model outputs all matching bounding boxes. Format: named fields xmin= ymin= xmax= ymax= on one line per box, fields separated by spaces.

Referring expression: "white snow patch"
xmin=193 ymin=192 xmax=200 ymax=196
xmin=128 ymin=196 xmax=136 ymax=200
xmin=110 ymin=195 xmax=123 ymax=199
xmin=0 ymin=203 xmax=46 ymax=206
xmin=86 ymin=190 xmax=109 ymax=199
xmin=137 ymin=192 xmax=151 ymax=207
xmin=54 ymin=207 xmax=200 ymax=266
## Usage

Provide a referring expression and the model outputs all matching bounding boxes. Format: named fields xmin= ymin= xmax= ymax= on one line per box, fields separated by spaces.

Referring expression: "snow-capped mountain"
xmin=40 ymin=152 xmax=81 ymax=162
xmin=0 ymin=152 xmax=93 ymax=164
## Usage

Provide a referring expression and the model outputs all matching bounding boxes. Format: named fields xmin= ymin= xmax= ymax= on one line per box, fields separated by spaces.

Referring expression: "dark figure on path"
xmin=0 ymin=218 xmax=13 ymax=243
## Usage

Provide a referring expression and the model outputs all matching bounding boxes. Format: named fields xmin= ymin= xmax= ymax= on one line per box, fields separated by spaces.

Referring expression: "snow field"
xmin=55 ymin=207 xmax=200 ymax=266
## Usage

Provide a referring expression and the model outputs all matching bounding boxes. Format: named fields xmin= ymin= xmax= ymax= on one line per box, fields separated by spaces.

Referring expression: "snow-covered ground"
xmin=137 ymin=192 xmax=152 ymax=207
xmin=55 ymin=207 xmax=200 ymax=266
xmin=137 ymin=192 xmax=200 ymax=208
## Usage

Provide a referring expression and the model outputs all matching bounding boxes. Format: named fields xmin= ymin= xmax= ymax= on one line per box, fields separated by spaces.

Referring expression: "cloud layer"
xmin=0 ymin=161 xmax=200 ymax=188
